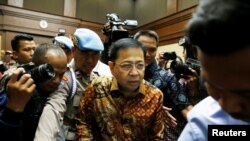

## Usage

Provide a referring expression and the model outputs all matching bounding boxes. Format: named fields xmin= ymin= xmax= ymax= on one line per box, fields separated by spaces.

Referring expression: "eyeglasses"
xmin=116 ymin=62 xmax=145 ymax=71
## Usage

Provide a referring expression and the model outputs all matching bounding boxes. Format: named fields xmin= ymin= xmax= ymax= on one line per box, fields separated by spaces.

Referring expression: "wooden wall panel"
xmin=167 ymin=0 xmax=177 ymax=15
xmin=131 ymin=6 xmax=197 ymax=46
xmin=0 ymin=5 xmax=105 ymax=51
xmin=0 ymin=4 xmax=197 ymax=53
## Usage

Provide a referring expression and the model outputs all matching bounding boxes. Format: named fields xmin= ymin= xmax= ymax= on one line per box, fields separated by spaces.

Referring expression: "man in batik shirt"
xmin=76 ymin=38 xmax=164 ymax=141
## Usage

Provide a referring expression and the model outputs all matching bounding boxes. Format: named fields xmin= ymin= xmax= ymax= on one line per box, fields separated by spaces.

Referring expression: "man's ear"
xmin=12 ymin=51 xmax=18 ymax=59
xmin=71 ymin=46 xmax=78 ymax=57
xmin=108 ymin=61 xmax=115 ymax=71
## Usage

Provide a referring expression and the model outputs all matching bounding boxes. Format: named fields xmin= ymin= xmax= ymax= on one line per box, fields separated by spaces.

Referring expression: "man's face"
xmin=13 ymin=40 xmax=36 ymax=64
xmin=109 ymin=47 xmax=145 ymax=94
xmin=73 ymin=47 xmax=100 ymax=76
xmin=137 ymin=35 xmax=157 ymax=66
xmin=199 ymin=48 xmax=250 ymax=122
xmin=4 ymin=53 xmax=12 ymax=63
xmin=37 ymin=51 xmax=68 ymax=93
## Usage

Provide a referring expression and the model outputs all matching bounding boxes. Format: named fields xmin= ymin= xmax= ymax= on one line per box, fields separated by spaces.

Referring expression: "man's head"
xmin=11 ymin=34 xmax=36 ymax=64
xmin=108 ymin=38 xmax=146 ymax=94
xmin=32 ymin=43 xmax=67 ymax=93
xmin=53 ymin=36 xmax=74 ymax=63
xmin=72 ymin=28 xmax=104 ymax=76
xmin=187 ymin=0 xmax=250 ymax=122
xmin=134 ymin=30 xmax=159 ymax=66
xmin=3 ymin=50 xmax=13 ymax=63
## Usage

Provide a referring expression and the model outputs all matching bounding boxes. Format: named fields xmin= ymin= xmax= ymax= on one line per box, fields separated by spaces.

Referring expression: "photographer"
xmin=157 ymin=51 xmax=183 ymax=70
xmin=0 ymin=43 xmax=68 ymax=141
xmin=176 ymin=36 xmax=207 ymax=105
xmin=100 ymin=13 xmax=137 ymax=64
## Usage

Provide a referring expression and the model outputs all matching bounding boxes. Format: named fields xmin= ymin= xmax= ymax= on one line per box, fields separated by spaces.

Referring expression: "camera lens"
xmin=170 ymin=60 xmax=192 ymax=76
xmin=28 ymin=64 xmax=55 ymax=84
xmin=163 ymin=52 xmax=177 ymax=60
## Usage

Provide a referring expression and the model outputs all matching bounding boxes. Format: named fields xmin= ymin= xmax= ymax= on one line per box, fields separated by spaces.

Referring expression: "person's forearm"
xmin=181 ymin=105 xmax=193 ymax=119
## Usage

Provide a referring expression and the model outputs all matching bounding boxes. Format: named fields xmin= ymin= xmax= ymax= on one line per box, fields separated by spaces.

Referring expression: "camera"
xmin=162 ymin=51 xmax=177 ymax=60
xmin=2 ymin=62 xmax=55 ymax=91
xmin=17 ymin=62 xmax=55 ymax=84
xmin=103 ymin=13 xmax=138 ymax=41
xmin=170 ymin=58 xmax=201 ymax=76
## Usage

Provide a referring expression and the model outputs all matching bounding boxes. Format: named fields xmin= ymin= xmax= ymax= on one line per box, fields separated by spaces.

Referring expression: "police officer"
xmin=34 ymin=28 xmax=112 ymax=141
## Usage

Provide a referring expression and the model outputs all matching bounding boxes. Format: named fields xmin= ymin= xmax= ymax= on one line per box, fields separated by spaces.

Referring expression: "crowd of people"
xmin=1 ymin=0 xmax=250 ymax=140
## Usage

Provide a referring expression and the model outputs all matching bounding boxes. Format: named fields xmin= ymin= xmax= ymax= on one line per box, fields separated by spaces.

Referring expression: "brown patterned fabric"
xmin=76 ymin=76 xmax=164 ymax=141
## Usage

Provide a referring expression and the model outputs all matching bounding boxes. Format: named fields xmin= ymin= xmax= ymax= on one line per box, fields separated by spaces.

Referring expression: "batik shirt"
xmin=76 ymin=76 xmax=164 ymax=141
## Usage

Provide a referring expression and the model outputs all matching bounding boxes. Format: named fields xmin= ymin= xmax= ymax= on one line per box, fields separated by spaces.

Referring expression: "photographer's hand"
xmin=6 ymin=68 xmax=36 ymax=112
xmin=157 ymin=52 xmax=168 ymax=69
xmin=163 ymin=106 xmax=177 ymax=128
xmin=103 ymin=22 xmax=112 ymax=33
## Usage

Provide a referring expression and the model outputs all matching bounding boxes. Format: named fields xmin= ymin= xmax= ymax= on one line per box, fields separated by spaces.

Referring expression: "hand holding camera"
xmin=5 ymin=68 xmax=36 ymax=112
xmin=3 ymin=63 xmax=55 ymax=112
xmin=17 ymin=62 xmax=55 ymax=85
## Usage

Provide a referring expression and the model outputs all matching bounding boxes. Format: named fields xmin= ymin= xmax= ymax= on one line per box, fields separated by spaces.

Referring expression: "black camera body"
xmin=162 ymin=51 xmax=177 ymax=60
xmin=170 ymin=58 xmax=201 ymax=76
xmin=161 ymin=51 xmax=200 ymax=76
xmin=2 ymin=63 xmax=55 ymax=91
xmin=104 ymin=13 xmax=138 ymax=41
xmin=17 ymin=62 xmax=55 ymax=85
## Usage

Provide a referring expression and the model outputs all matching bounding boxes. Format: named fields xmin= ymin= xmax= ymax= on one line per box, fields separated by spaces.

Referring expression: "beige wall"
xmin=178 ymin=0 xmax=198 ymax=11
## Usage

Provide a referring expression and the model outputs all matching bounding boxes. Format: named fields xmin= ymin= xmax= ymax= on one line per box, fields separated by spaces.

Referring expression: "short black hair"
xmin=11 ymin=34 xmax=34 ymax=51
xmin=109 ymin=38 xmax=146 ymax=62
xmin=32 ymin=43 xmax=66 ymax=66
xmin=133 ymin=30 xmax=159 ymax=46
xmin=187 ymin=0 xmax=250 ymax=55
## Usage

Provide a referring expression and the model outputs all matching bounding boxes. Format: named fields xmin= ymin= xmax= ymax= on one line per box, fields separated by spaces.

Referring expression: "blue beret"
xmin=54 ymin=36 xmax=74 ymax=49
xmin=74 ymin=28 xmax=104 ymax=51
